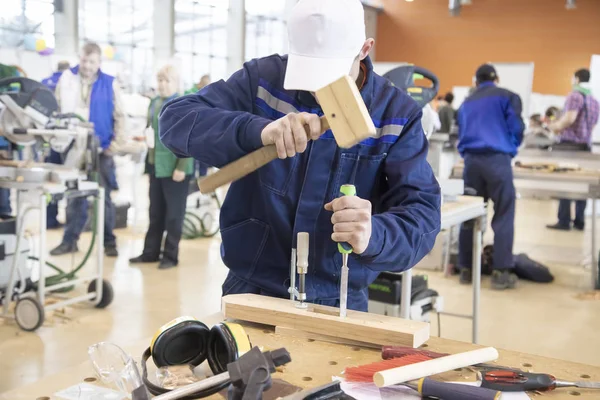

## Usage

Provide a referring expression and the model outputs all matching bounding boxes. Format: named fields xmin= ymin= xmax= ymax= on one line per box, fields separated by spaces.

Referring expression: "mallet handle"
xmin=198 ymin=116 xmax=329 ymax=193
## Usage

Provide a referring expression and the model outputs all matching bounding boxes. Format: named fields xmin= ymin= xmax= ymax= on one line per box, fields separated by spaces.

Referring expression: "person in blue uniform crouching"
xmin=159 ymin=0 xmax=441 ymax=311
xmin=457 ymin=64 xmax=525 ymax=290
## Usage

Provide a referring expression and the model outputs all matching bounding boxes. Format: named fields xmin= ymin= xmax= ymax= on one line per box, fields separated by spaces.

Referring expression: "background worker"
xmin=437 ymin=92 xmax=456 ymax=133
xmin=457 ymin=64 xmax=525 ymax=290
xmin=129 ymin=65 xmax=193 ymax=270
xmin=50 ymin=42 xmax=145 ymax=257
xmin=41 ymin=61 xmax=70 ymax=92
xmin=185 ymin=74 xmax=211 ymax=95
xmin=546 ymin=68 xmax=600 ymax=231
xmin=159 ymin=0 xmax=441 ymax=312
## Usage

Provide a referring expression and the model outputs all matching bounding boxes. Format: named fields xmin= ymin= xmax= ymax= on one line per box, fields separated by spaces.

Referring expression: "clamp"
xmin=288 ymin=232 xmax=309 ymax=308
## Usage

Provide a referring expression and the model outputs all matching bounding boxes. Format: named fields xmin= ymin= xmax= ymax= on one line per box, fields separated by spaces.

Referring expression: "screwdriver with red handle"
xmin=479 ymin=370 xmax=600 ymax=392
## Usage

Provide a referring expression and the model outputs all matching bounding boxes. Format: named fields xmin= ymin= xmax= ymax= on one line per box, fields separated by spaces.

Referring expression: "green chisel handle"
xmin=337 ymin=184 xmax=356 ymax=254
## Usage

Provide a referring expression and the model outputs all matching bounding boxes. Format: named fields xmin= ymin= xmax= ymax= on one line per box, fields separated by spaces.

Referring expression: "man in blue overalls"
xmin=457 ymin=64 xmax=525 ymax=290
xmin=160 ymin=0 xmax=442 ymax=311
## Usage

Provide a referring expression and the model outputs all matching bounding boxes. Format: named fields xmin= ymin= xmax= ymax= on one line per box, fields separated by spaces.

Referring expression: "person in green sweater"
xmin=130 ymin=65 xmax=194 ymax=269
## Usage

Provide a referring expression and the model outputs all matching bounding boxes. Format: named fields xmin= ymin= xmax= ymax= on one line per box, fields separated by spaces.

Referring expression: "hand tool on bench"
xmin=480 ymin=369 xmax=600 ymax=392
xmin=373 ymin=347 xmax=499 ymax=388
xmin=337 ymin=184 xmax=356 ymax=318
xmin=404 ymin=378 xmax=502 ymax=400
xmin=198 ymin=75 xmax=377 ymax=193
xmin=144 ymin=347 xmax=292 ymax=400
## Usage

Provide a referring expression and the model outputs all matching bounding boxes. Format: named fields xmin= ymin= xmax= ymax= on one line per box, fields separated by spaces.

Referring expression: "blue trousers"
xmin=221 ymin=271 xmax=369 ymax=311
xmin=558 ymin=199 xmax=586 ymax=228
xmin=459 ymin=153 xmax=516 ymax=270
xmin=63 ymin=154 xmax=117 ymax=247
xmin=0 ymin=188 xmax=11 ymax=216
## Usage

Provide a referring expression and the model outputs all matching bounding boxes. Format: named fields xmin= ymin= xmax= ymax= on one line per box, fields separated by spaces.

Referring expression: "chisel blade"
xmin=576 ymin=381 xmax=600 ymax=389
xmin=340 ymin=253 xmax=349 ymax=317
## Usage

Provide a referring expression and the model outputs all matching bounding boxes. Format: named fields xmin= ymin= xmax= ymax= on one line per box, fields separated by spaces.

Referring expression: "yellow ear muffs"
xmin=150 ymin=316 xmax=211 ymax=368
xmin=207 ymin=322 xmax=252 ymax=374
xmin=143 ymin=318 xmax=252 ymax=398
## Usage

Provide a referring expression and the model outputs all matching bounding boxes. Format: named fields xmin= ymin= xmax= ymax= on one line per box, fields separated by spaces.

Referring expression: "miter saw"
xmin=382 ymin=65 xmax=440 ymax=108
xmin=0 ymin=77 xmax=110 ymax=332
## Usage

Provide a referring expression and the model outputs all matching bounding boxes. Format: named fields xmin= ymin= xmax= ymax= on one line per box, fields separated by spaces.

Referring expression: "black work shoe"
xmin=129 ymin=255 xmax=159 ymax=264
xmin=546 ymin=223 xmax=570 ymax=231
xmin=158 ymin=259 xmax=178 ymax=270
xmin=573 ymin=224 xmax=585 ymax=231
xmin=491 ymin=270 xmax=518 ymax=290
xmin=459 ymin=268 xmax=472 ymax=284
xmin=105 ymin=246 xmax=119 ymax=257
xmin=50 ymin=242 xmax=78 ymax=256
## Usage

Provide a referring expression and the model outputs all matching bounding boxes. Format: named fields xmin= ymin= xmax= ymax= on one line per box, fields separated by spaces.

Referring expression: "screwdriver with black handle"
xmin=405 ymin=378 xmax=502 ymax=400
xmin=337 ymin=184 xmax=356 ymax=318
xmin=480 ymin=369 xmax=600 ymax=392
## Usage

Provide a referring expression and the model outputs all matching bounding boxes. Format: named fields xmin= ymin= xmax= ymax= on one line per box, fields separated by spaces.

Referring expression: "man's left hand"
xmin=324 ymin=196 xmax=372 ymax=255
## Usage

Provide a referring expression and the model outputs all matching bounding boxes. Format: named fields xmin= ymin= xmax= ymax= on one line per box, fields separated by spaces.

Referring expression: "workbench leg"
xmin=471 ymin=217 xmax=482 ymax=344
xmin=95 ymin=188 xmax=105 ymax=306
xmin=593 ymin=199 xmax=599 ymax=290
xmin=38 ymin=193 xmax=47 ymax=307
xmin=400 ymin=269 xmax=412 ymax=319
xmin=443 ymin=228 xmax=452 ymax=278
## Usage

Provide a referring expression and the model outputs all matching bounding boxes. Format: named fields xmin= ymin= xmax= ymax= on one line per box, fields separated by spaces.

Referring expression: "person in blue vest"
xmin=41 ymin=61 xmax=70 ymax=92
xmin=456 ymin=64 xmax=525 ymax=290
xmin=129 ymin=65 xmax=193 ymax=270
xmin=50 ymin=42 xmax=145 ymax=257
xmin=159 ymin=0 xmax=441 ymax=311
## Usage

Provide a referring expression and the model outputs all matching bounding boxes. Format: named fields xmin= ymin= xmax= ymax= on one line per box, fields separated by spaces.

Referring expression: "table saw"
xmin=0 ymin=76 xmax=111 ymax=331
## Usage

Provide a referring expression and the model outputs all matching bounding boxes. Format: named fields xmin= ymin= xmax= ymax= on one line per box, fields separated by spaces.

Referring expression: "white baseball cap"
xmin=284 ymin=0 xmax=366 ymax=92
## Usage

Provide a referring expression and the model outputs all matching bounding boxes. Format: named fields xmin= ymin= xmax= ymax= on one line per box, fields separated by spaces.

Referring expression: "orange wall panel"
xmin=376 ymin=0 xmax=600 ymax=95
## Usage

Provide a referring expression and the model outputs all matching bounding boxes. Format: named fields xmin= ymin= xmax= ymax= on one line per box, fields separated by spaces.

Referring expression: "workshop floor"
xmin=2 ymin=193 xmax=600 ymax=393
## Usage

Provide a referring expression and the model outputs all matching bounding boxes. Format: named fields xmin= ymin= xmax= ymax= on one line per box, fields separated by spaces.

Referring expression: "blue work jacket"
xmin=159 ymin=55 xmax=441 ymax=310
xmin=457 ymin=82 xmax=525 ymax=157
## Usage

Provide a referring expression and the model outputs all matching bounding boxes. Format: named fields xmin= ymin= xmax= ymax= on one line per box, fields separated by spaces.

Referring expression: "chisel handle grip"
xmin=337 ymin=184 xmax=356 ymax=253
xmin=419 ymin=378 xmax=502 ymax=400
xmin=480 ymin=370 xmax=557 ymax=392
xmin=197 ymin=115 xmax=329 ymax=194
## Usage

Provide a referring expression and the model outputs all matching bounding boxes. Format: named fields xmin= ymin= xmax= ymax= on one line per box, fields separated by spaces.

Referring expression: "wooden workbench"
xmin=4 ymin=312 xmax=599 ymax=400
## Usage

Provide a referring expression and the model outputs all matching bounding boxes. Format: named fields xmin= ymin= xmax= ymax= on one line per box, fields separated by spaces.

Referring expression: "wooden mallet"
xmin=198 ymin=75 xmax=377 ymax=193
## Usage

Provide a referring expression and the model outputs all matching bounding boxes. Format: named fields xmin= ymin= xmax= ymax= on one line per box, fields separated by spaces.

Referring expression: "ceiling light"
xmin=566 ymin=0 xmax=576 ymax=9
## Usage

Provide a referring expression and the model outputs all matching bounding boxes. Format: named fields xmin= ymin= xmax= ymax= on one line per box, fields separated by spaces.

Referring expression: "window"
xmin=175 ymin=0 xmax=229 ymax=90
xmin=79 ymin=0 xmax=154 ymax=93
xmin=245 ymin=0 xmax=288 ymax=61
xmin=0 ymin=0 xmax=55 ymax=49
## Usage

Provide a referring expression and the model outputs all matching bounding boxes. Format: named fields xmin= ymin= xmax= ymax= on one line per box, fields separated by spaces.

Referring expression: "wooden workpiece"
xmin=222 ymin=293 xmax=430 ymax=348
xmin=7 ymin=315 xmax=600 ymax=400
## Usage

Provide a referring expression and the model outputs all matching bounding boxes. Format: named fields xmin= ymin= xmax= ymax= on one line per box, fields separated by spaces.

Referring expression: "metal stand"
xmin=471 ymin=217 xmax=482 ymax=344
xmin=0 ymin=180 xmax=109 ymax=330
xmin=593 ymin=199 xmax=599 ymax=290
xmin=400 ymin=270 xmax=412 ymax=319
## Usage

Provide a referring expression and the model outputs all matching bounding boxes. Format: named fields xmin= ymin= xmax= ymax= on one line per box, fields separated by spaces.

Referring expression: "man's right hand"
xmin=261 ymin=112 xmax=323 ymax=159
